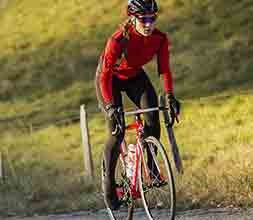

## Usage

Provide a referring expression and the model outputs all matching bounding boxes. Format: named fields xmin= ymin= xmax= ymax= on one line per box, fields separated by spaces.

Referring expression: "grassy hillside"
xmin=0 ymin=0 xmax=253 ymax=216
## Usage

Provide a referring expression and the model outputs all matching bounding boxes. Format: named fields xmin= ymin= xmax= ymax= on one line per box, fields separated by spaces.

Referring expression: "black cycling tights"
xmin=95 ymin=69 xmax=160 ymax=200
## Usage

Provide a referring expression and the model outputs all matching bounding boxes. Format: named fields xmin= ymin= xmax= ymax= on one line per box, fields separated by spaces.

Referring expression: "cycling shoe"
xmin=109 ymin=197 xmax=122 ymax=210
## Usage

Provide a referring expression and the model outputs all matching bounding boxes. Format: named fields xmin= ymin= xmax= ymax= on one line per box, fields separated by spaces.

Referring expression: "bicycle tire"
xmin=101 ymin=156 xmax=134 ymax=220
xmin=138 ymin=136 xmax=176 ymax=220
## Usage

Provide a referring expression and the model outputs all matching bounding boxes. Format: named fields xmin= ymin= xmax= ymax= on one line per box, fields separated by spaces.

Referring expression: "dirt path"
xmin=6 ymin=208 xmax=253 ymax=220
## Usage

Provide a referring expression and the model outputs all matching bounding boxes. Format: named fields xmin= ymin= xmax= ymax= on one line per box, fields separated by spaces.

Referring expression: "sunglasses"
xmin=136 ymin=14 xmax=157 ymax=24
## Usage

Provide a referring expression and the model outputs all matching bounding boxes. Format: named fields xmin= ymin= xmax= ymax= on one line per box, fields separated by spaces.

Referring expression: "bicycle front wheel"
xmin=138 ymin=136 xmax=176 ymax=220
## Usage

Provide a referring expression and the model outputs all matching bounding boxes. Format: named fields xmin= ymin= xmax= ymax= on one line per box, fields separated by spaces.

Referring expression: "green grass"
xmin=174 ymin=94 xmax=253 ymax=209
xmin=0 ymin=0 xmax=253 ymax=216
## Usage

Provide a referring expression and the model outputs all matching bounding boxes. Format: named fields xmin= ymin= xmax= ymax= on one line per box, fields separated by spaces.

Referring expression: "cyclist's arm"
xmin=157 ymin=35 xmax=174 ymax=94
xmin=99 ymin=36 xmax=122 ymax=105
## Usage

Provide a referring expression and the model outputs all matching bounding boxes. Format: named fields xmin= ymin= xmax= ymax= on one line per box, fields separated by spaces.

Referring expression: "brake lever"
xmin=112 ymin=108 xmax=124 ymax=135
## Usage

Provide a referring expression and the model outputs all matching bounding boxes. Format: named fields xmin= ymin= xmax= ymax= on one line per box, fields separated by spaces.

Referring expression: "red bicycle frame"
xmin=119 ymin=115 xmax=151 ymax=200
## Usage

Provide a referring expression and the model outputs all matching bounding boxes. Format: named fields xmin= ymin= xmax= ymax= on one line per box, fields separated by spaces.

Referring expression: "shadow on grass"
xmin=1 ymin=8 xmax=253 ymax=105
xmin=0 ymin=35 xmax=102 ymax=102
xmin=158 ymin=0 xmax=253 ymax=99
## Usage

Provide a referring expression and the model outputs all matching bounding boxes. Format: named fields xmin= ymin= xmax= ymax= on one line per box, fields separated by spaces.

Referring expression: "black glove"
xmin=166 ymin=93 xmax=181 ymax=115
xmin=105 ymin=104 xmax=123 ymax=135
xmin=105 ymin=104 xmax=119 ymax=120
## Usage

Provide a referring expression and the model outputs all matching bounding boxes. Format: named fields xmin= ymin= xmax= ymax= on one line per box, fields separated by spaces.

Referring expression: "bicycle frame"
xmin=105 ymin=103 xmax=178 ymax=220
xmin=119 ymin=113 xmax=151 ymax=200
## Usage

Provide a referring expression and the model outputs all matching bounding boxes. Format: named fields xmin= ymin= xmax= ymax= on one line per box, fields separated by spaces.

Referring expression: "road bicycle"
xmin=102 ymin=96 xmax=182 ymax=220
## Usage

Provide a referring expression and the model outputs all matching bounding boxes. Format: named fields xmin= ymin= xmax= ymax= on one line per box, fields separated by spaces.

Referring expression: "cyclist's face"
xmin=135 ymin=14 xmax=157 ymax=36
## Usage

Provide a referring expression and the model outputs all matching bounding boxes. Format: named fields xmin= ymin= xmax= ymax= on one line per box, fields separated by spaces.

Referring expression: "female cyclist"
xmin=95 ymin=0 xmax=180 ymax=210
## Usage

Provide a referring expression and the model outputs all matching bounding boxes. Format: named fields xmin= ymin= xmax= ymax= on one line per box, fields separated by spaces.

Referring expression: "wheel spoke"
xmin=139 ymin=136 xmax=176 ymax=220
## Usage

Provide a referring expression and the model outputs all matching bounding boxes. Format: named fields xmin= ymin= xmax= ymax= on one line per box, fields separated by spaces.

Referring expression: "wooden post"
xmin=80 ymin=105 xmax=94 ymax=180
xmin=0 ymin=152 xmax=4 ymax=182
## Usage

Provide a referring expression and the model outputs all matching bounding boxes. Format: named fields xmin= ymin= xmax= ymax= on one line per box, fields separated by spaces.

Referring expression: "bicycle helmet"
xmin=127 ymin=0 xmax=158 ymax=16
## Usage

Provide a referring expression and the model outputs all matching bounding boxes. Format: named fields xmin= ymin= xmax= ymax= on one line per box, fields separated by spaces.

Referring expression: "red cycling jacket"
xmin=98 ymin=25 xmax=174 ymax=104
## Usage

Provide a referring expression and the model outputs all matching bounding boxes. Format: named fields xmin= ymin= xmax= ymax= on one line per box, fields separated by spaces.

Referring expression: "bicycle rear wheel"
xmin=138 ymin=136 xmax=176 ymax=220
xmin=101 ymin=154 xmax=134 ymax=220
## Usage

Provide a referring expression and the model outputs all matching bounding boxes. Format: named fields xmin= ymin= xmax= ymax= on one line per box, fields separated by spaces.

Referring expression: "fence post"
xmin=80 ymin=105 xmax=94 ymax=180
xmin=0 ymin=152 xmax=4 ymax=182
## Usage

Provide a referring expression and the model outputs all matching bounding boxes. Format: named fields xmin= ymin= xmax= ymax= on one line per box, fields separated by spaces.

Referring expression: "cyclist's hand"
xmin=105 ymin=104 xmax=119 ymax=120
xmin=166 ymin=93 xmax=181 ymax=116
xmin=105 ymin=104 xmax=123 ymax=135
